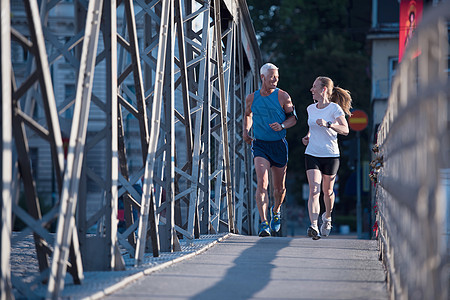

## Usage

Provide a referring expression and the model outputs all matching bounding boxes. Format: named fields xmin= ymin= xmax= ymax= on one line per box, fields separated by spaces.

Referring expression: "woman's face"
xmin=310 ymin=79 xmax=324 ymax=101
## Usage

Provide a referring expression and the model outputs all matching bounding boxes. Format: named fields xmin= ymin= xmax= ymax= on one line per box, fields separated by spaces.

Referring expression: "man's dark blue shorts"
xmin=251 ymin=138 xmax=288 ymax=168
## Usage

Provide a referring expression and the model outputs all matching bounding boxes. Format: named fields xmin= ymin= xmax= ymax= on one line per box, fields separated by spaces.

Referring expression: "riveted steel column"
xmin=160 ymin=0 xmax=176 ymax=251
xmin=236 ymin=12 xmax=249 ymax=234
xmin=104 ymin=0 xmax=123 ymax=272
xmin=194 ymin=0 xmax=212 ymax=235
xmin=135 ymin=0 xmax=172 ymax=264
xmin=173 ymin=0 xmax=197 ymax=242
xmin=213 ymin=0 xmax=235 ymax=233
xmin=1 ymin=0 xmax=13 ymax=298
xmin=116 ymin=0 xmax=151 ymax=254
xmin=47 ymin=0 xmax=104 ymax=297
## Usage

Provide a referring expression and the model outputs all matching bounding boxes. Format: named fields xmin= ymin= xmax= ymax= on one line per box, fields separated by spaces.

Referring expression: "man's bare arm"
xmin=243 ymin=93 xmax=254 ymax=145
xmin=279 ymin=89 xmax=297 ymax=128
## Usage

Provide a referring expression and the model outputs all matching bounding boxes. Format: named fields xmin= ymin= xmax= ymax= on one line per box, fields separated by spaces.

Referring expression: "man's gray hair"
xmin=260 ymin=63 xmax=278 ymax=76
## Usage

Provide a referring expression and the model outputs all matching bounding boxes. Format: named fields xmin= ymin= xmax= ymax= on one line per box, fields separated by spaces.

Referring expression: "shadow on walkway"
xmin=190 ymin=237 xmax=291 ymax=300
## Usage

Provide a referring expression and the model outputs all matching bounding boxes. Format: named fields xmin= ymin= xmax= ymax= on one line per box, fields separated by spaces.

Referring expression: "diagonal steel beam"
xmin=23 ymin=0 xmax=65 ymax=193
xmin=47 ymin=0 xmax=104 ymax=297
xmin=123 ymin=0 xmax=150 ymax=161
xmin=116 ymin=0 xmax=152 ymax=252
xmin=11 ymin=0 xmax=68 ymax=282
xmin=135 ymin=0 xmax=172 ymax=264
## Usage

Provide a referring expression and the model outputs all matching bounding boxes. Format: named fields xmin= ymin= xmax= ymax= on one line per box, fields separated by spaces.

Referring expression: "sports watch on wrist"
xmin=326 ymin=121 xmax=332 ymax=128
xmin=281 ymin=123 xmax=285 ymax=129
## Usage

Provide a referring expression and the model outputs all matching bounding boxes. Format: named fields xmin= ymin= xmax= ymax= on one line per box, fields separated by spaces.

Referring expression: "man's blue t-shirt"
xmin=251 ymin=88 xmax=286 ymax=141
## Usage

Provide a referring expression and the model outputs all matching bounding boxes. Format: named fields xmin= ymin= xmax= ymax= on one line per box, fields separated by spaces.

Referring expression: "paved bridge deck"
xmin=12 ymin=233 xmax=388 ymax=299
xmin=102 ymin=234 xmax=388 ymax=299
xmin=106 ymin=235 xmax=387 ymax=300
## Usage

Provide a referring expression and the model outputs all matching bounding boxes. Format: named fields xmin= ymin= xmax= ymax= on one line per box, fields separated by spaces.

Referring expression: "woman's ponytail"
xmin=331 ymin=86 xmax=352 ymax=116
xmin=317 ymin=76 xmax=353 ymax=116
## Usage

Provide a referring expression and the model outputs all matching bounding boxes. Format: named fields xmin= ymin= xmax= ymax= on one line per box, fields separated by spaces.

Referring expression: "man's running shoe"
xmin=307 ymin=225 xmax=321 ymax=240
xmin=269 ymin=206 xmax=281 ymax=232
xmin=258 ymin=221 xmax=271 ymax=237
xmin=320 ymin=213 xmax=332 ymax=237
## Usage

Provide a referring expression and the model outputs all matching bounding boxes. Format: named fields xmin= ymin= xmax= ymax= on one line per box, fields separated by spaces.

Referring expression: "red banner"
xmin=399 ymin=0 xmax=423 ymax=62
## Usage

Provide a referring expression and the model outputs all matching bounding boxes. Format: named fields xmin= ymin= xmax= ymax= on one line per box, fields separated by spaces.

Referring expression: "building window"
xmin=388 ymin=57 xmax=398 ymax=94
xmin=11 ymin=43 xmax=28 ymax=63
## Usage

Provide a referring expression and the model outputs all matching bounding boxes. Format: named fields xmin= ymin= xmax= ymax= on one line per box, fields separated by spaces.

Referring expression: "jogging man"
xmin=243 ymin=63 xmax=297 ymax=237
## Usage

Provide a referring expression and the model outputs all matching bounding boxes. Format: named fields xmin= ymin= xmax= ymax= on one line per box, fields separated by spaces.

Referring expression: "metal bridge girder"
xmin=1 ymin=0 xmax=13 ymax=298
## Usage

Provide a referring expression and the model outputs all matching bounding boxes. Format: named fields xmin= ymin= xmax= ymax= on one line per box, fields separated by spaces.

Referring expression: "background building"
xmin=368 ymin=0 xmax=446 ymax=143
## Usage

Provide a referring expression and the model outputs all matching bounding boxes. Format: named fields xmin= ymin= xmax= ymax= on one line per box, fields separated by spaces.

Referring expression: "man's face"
xmin=261 ymin=69 xmax=279 ymax=89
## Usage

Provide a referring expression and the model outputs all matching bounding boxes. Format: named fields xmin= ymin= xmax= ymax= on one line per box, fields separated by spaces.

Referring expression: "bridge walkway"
xmin=99 ymin=234 xmax=387 ymax=300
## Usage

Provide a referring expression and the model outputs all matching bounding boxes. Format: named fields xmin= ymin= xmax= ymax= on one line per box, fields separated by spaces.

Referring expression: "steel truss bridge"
xmin=1 ymin=0 xmax=262 ymax=298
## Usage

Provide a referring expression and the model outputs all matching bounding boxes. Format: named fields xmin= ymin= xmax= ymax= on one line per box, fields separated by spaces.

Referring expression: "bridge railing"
xmin=0 ymin=0 xmax=261 ymax=298
xmin=372 ymin=2 xmax=449 ymax=299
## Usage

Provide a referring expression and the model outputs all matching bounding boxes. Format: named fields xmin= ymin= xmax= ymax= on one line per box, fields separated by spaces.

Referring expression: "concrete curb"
xmin=81 ymin=233 xmax=233 ymax=300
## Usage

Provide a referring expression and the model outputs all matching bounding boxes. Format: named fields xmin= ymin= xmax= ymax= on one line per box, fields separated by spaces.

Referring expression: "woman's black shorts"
xmin=305 ymin=154 xmax=340 ymax=175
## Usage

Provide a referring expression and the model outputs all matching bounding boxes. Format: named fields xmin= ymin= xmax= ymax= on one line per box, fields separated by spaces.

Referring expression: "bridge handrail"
xmin=373 ymin=2 xmax=449 ymax=299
